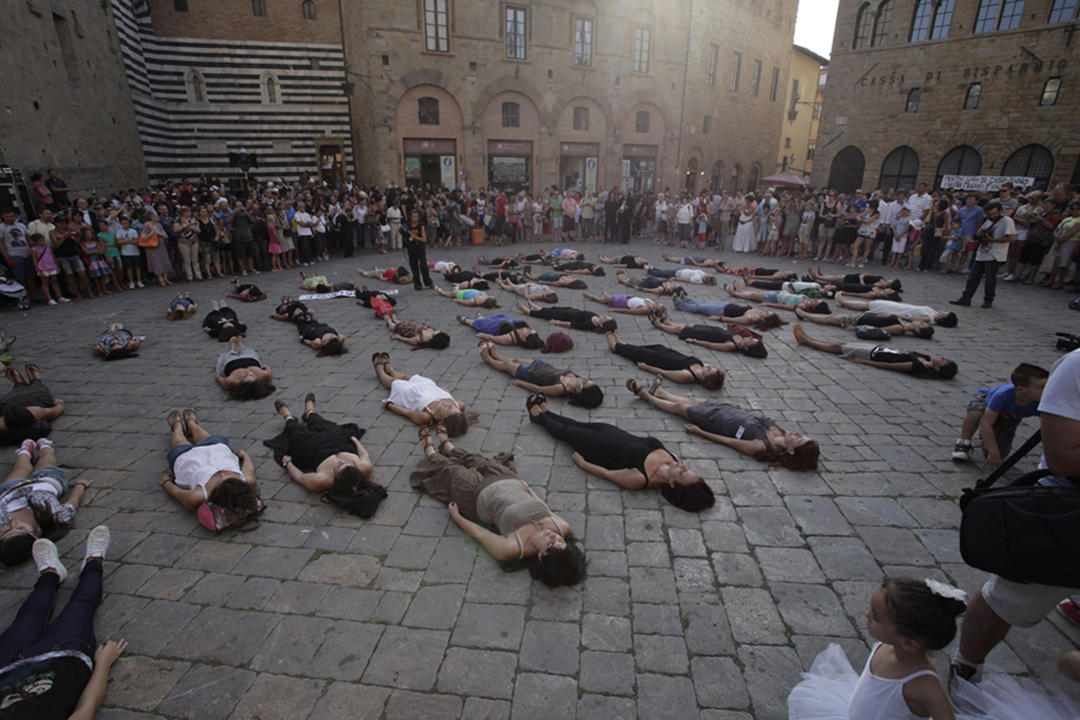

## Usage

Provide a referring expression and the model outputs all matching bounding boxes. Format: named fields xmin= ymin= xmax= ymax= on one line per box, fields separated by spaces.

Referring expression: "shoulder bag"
xmin=959 ymin=430 xmax=1080 ymax=587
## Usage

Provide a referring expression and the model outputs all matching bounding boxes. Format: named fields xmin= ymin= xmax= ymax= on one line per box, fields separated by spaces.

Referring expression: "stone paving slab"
xmin=1 ymin=237 xmax=1078 ymax=717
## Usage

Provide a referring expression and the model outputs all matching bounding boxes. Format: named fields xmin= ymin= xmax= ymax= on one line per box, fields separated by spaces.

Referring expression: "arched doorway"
xmin=879 ymin=146 xmax=919 ymax=192
xmin=935 ymin=145 xmax=982 ymax=189
xmin=1002 ymin=144 xmax=1054 ymax=191
xmin=711 ymin=160 xmax=724 ymax=191
xmin=731 ymin=164 xmax=742 ymax=192
xmin=827 ymin=145 xmax=865 ymax=194
xmin=746 ymin=165 xmax=760 ymax=193
xmin=685 ymin=158 xmax=699 ymax=193
xmin=395 ymin=84 xmax=465 ymax=190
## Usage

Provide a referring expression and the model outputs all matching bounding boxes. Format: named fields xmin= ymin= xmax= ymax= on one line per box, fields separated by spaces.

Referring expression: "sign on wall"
xmin=585 ymin=157 xmax=597 ymax=192
xmin=440 ymin=156 xmax=455 ymax=189
xmin=941 ymin=175 xmax=1036 ymax=191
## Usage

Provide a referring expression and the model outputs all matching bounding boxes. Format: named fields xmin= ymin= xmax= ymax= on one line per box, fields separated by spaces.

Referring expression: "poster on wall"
xmin=440 ymin=156 xmax=455 ymax=189
xmin=941 ymin=175 xmax=1036 ymax=191
xmin=491 ymin=157 xmax=528 ymax=185
xmin=404 ymin=157 xmax=420 ymax=182
xmin=585 ymin=157 xmax=598 ymax=193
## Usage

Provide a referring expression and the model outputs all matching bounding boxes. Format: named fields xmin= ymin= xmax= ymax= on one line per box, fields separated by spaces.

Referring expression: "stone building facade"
xmin=110 ymin=0 xmax=353 ymax=188
xmin=340 ymin=0 xmax=797 ymax=194
xmin=776 ymin=46 xmax=829 ymax=180
xmin=0 ymin=0 xmax=147 ymax=202
xmin=812 ymin=0 xmax=1080 ymax=194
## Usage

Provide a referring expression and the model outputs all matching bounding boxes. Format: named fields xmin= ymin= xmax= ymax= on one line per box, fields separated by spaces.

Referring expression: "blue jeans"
xmin=0 ymin=561 xmax=102 ymax=664
xmin=674 ymin=296 xmax=730 ymax=317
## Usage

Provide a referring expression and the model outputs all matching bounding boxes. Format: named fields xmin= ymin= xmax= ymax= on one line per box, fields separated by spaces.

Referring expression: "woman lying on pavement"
xmin=478 ymin=341 xmax=603 ymax=407
xmin=582 ymin=290 xmax=666 ymax=316
xmin=520 ymin=268 xmax=588 ymax=289
xmin=745 ymin=279 xmax=900 ymax=301
xmin=527 ymin=393 xmax=714 ymax=512
xmin=625 ymin=379 xmax=818 ymax=471
xmin=432 ymin=284 xmax=500 ymax=308
xmin=202 ymin=302 xmax=246 ymax=340
xmin=807 ymin=267 xmax=902 ymax=291
xmin=716 ymin=266 xmax=798 ymax=282
xmin=550 ymin=260 xmax=605 ymax=276
xmin=215 ymin=336 xmax=275 ymax=401
xmin=723 ymin=283 xmax=830 ymax=314
xmin=615 ymin=272 xmax=682 ymax=296
xmin=661 ymin=254 xmax=726 ymax=270
xmin=92 ymin=323 xmax=141 ymax=359
xmin=645 ymin=267 xmax=718 ymax=285
xmin=494 ymin=276 xmax=558 ymax=303
xmin=372 ymin=353 xmax=474 ymax=436
xmin=672 ymin=295 xmax=785 ymax=330
xmin=600 ymin=254 xmax=653 ymax=269
xmin=646 ymin=311 xmax=768 ymax=358
xmin=793 ymin=306 xmax=934 ymax=339
xmin=833 ymin=293 xmax=958 ymax=327
xmin=456 ymin=314 xmax=544 ymax=348
xmin=0 ymin=365 xmax=63 ymax=447
xmin=792 ymin=324 xmax=957 ymax=379
xmin=159 ymin=409 xmax=261 ymax=513
xmin=409 ymin=423 xmax=585 ymax=587
xmin=605 ymin=329 xmax=725 ymax=390
xmin=514 ymin=300 xmax=617 ymax=334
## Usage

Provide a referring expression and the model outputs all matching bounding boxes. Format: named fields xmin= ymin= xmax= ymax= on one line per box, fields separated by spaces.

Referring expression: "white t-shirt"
xmin=294 ymin=212 xmax=314 ymax=236
xmin=867 ymin=300 xmax=937 ymax=319
xmin=173 ymin=443 xmax=243 ymax=499
xmin=975 ymin=215 xmax=1016 ymax=263
xmin=388 ymin=375 xmax=453 ymax=412
xmin=626 ymin=297 xmax=648 ymax=310
xmin=1038 ymin=349 xmax=1080 ymax=486
xmin=431 ymin=261 xmax=453 ymax=272
xmin=878 ymin=200 xmax=902 ymax=227
xmin=904 ymin=192 xmax=934 ymax=221
xmin=675 ymin=268 xmax=707 ymax=284
xmin=676 ymin=203 xmax=693 ymax=225
xmin=386 ymin=207 xmax=402 ymax=227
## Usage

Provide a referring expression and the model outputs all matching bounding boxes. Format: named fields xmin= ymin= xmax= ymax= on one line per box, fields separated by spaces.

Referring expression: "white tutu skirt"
xmin=789 ymin=644 xmax=1080 ymax=720
xmin=788 ymin=644 xmax=859 ymax=719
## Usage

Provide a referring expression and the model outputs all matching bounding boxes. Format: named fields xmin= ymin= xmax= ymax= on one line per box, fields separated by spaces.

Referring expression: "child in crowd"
xmin=939 ymin=217 xmax=964 ymax=275
xmin=763 ymin=206 xmax=783 ymax=256
xmin=78 ymin=227 xmax=112 ymax=296
xmin=788 ymin=578 xmax=965 ymax=720
xmin=890 ymin=207 xmax=912 ymax=268
xmin=267 ymin=213 xmax=284 ymax=271
xmin=905 ymin=218 xmax=923 ymax=270
xmin=98 ymin=218 xmax=125 ymax=292
xmin=116 ymin=215 xmax=144 ymax=289
xmin=29 ymin=233 xmax=66 ymax=305
xmin=951 ymin=362 xmax=1049 ymax=470
xmin=798 ymin=203 xmax=815 ymax=260
xmin=695 ymin=205 xmax=709 ymax=251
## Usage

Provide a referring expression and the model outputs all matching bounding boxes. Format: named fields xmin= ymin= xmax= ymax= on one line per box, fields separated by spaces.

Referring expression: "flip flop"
xmin=626 ymin=378 xmax=643 ymax=396
xmin=24 ymin=364 xmax=40 ymax=383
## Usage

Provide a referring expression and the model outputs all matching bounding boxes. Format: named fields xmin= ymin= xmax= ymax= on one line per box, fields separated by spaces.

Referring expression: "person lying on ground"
xmin=215 ymin=335 xmax=275 ymax=400
xmin=521 ymin=268 xmax=588 ymax=289
xmin=432 ymin=284 xmax=500 ymax=308
xmin=551 ymin=260 xmax=605 ymax=276
xmin=792 ymin=324 xmax=957 ymax=379
xmin=724 ymin=282 xmax=830 ymax=314
xmin=494 ymin=276 xmax=557 ymax=302
xmin=410 ymin=423 xmax=584 ymax=587
xmin=203 ymin=302 xmax=246 ymax=341
xmin=372 ymin=352 xmax=474 ymax=435
xmin=583 ymin=290 xmax=666 ymax=315
xmin=834 ymin=292 xmax=958 ymax=327
xmin=298 ymin=271 xmax=357 ymax=294
xmin=672 ymin=295 xmax=786 ymax=330
xmin=382 ymin=314 xmax=451 ymax=349
xmin=92 ymin=323 xmax=141 ymax=359
xmin=646 ymin=310 xmax=768 ymax=357
xmin=646 ymin=267 xmax=718 ymax=285
xmin=479 ymin=341 xmax=603 ymax=407
xmin=599 ymin=253 xmax=653 ymax=269
xmin=616 ymin=271 xmax=682 ymax=296
xmin=159 ymin=409 xmax=260 ymax=512
xmin=793 ymin=306 xmax=934 ymax=339
xmin=456 ymin=313 xmax=544 ymax=348
xmin=717 ymin=266 xmax=797 ymax=281
xmin=166 ymin=291 xmax=198 ymax=320
xmin=747 ymin=279 xmax=900 ymax=301
xmin=605 ymin=329 xmax=725 ymax=390
xmin=527 ymin=393 xmax=714 ymax=512
xmin=295 ymin=311 xmax=347 ymax=356
xmin=227 ymin=277 xmax=267 ymax=301
xmin=661 ymin=254 xmax=726 ymax=270
xmin=807 ymin=266 xmax=902 ymax=291
xmin=515 ymin=300 xmax=617 ymax=333
xmin=357 ymin=265 xmax=413 ymax=285
xmin=270 ymin=296 xmax=309 ymax=322
xmin=625 ymin=378 xmax=818 ymax=470
xmin=0 ymin=364 xmax=63 ymax=447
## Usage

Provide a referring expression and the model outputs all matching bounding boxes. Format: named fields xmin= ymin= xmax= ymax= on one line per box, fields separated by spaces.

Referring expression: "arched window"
xmin=711 ymin=160 xmax=724 ymax=191
xmin=187 ymin=69 xmax=205 ymax=103
xmin=999 ymin=0 xmax=1025 ymax=30
xmin=872 ymin=0 xmax=894 ymax=46
xmin=501 ymin=101 xmax=520 ymax=128
xmin=731 ymin=164 xmax=742 ymax=192
xmin=853 ymin=3 xmax=873 ymax=48
xmin=302 ymin=0 xmax=316 ymax=20
xmin=880 ymin=146 xmax=920 ymax=191
xmin=1049 ymin=0 xmax=1078 ymax=23
xmin=910 ymin=0 xmax=933 ymax=41
xmin=635 ymin=111 xmax=650 ymax=133
xmin=418 ymin=97 xmax=440 ymax=125
xmin=1002 ymin=144 xmax=1054 ymax=190
xmin=827 ymin=146 xmax=866 ymax=194
xmin=964 ymin=83 xmax=982 ymax=110
xmin=573 ymin=106 xmax=589 ymax=131
xmin=936 ymin=145 xmax=983 ymax=187
xmin=974 ymin=0 xmax=998 ymax=32
xmin=931 ymin=0 xmax=956 ymax=38
xmin=746 ymin=166 xmax=760 ymax=192
xmin=264 ymin=74 xmax=278 ymax=104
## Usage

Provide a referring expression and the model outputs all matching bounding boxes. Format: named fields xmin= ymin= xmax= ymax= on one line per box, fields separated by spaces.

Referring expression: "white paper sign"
xmin=940 ymin=175 xmax=1036 ymax=191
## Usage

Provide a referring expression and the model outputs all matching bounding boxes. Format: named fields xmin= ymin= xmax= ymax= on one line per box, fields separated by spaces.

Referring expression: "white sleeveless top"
xmin=848 ymin=643 xmax=939 ymax=720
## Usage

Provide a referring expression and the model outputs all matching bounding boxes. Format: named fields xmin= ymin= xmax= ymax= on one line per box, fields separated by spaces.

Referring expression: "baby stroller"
xmin=0 ymin=267 xmax=30 ymax=310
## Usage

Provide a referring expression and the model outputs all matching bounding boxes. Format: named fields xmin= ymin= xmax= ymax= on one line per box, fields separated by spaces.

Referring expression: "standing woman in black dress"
xmin=404 ymin=210 xmax=433 ymax=290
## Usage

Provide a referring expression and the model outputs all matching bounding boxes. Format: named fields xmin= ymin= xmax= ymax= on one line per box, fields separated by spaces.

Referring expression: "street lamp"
xmin=787 ymin=92 xmax=822 ymax=123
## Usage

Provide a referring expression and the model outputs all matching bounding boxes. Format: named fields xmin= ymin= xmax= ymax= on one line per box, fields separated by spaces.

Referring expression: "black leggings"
xmin=613 ymin=343 xmax=698 ymax=372
xmin=526 ymin=307 xmax=593 ymax=323
xmin=406 ymin=241 xmax=432 ymax=288
xmin=534 ymin=411 xmax=651 ymax=473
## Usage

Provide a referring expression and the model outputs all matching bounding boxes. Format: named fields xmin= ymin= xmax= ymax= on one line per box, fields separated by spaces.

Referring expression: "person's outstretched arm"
xmin=69 ymin=640 xmax=129 ymax=720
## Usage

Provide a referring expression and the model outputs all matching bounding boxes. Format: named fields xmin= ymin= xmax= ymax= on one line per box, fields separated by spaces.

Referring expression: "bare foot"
xmin=793 ymin=324 xmax=808 ymax=345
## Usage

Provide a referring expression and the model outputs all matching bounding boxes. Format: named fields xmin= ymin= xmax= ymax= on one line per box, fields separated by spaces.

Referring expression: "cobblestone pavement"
xmin=1 ymin=237 xmax=1078 ymax=720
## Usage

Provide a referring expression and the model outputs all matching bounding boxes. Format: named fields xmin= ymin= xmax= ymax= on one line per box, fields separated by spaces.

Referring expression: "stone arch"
xmin=556 ymin=97 xmax=608 ymax=141
xmin=260 ymin=71 xmax=280 ymax=104
xmin=618 ymin=90 xmax=675 ymax=138
xmin=384 ymin=69 xmax=468 ymax=117
xmin=990 ymin=133 xmax=1064 ymax=174
xmin=185 ymin=68 xmax=206 ymax=103
xmin=551 ymin=85 xmax=615 ymax=132
xmin=747 ymin=163 xmax=762 ymax=193
xmin=731 ymin=163 xmax=742 ymax=192
xmin=482 ymin=91 xmax=541 ymax=141
xmin=394 ymin=84 xmax=466 ymax=187
xmin=827 ymin=145 xmax=865 ymax=194
xmin=473 ymin=77 xmax=549 ymax=127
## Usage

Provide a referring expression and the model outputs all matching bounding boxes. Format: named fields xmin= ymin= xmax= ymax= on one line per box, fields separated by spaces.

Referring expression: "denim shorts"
xmin=11 ymin=256 xmax=36 ymax=282
xmin=167 ymin=436 xmax=230 ymax=474
xmin=56 ymin=256 xmax=85 ymax=275
xmin=515 ymin=359 xmax=547 ymax=382
xmin=0 ymin=467 xmax=69 ymax=496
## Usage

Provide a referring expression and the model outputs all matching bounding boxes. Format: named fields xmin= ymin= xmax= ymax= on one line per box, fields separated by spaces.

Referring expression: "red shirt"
xmin=496 ymin=197 xmax=507 ymax=217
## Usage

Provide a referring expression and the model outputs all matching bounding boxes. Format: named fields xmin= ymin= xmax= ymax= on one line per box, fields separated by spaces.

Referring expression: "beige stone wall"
xmin=777 ymin=48 xmax=827 ymax=180
xmin=342 ymin=0 xmax=797 ymax=192
xmin=0 ymin=0 xmax=147 ymax=201
xmin=813 ymin=0 xmax=1080 ymax=192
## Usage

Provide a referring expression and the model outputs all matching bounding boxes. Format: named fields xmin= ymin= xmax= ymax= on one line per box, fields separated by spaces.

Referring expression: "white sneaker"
xmin=1002 ymin=274 xmax=1015 ymax=282
xmin=128 ymin=282 xmax=135 ymax=290
xmin=47 ymin=299 xmax=57 ymax=306
xmin=136 ymin=281 xmax=145 ymax=288
xmin=83 ymin=525 xmax=110 ymax=572
xmin=241 ymin=271 xmax=248 ymax=277
xmin=58 ymin=297 xmax=71 ymax=303
xmin=951 ymin=440 xmax=972 ymax=461
xmin=32 ymin=539 xmax=67 ymax=582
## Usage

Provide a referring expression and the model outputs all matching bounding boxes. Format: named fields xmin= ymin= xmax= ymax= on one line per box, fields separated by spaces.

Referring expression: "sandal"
xmin=5 ymin=368 xmax=22 ymax=385
xmin=274 ymin=400 xmax=291 ymax=418
xmin=24 ymin=364 xmax=40 ymax=383
xmin=166 ymin=410 xmax=183 ymax=430
xmin=182 ymin=409 xmax=198 ymax=428
xmin=303 ymin=393 xmax=316 ymax=420
xmin=648 ymin=376 xmax=663 ymax=396
xmin=626 ymin=378 xmax=643 ymax=396
xmin=1 ymin=334 xmax=16 ymax=353
xmin=418 ymin=426 xmax=433 ymax=453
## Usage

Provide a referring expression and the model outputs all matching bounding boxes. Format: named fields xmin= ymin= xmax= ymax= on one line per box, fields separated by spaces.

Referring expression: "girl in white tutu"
xmin=788 ymin=577 xmax=965 ymax=719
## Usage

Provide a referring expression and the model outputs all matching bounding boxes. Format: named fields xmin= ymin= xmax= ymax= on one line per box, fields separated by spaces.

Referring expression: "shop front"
xmin=487 ymin=140 xmax=533 ymax=194
xmin=403 ymin=138 xmax=457 ymax=190
xmin=559 ymin=142 xmax=599 ymax=193
xmin=621 ymin=144 xmax=657 ymax=193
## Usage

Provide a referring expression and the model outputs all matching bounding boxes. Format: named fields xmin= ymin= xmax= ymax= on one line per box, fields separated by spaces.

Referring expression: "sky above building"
xmin=794 ymin=0 xmax=839 ymax=58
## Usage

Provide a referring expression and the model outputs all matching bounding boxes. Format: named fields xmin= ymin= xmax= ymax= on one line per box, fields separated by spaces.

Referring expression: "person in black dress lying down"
xmin=625 ymin=379 xmax=819 ymax=470
xmin=646 ymin=311 xmax=768 ymax=358
xmin=605 ymin=329 xmax=725 ymax=390
xmin=295 ymin=311 xmax=347 ymax=356
xmin=202 ymin=302 xmax=246 ymax=342
xmin=526 ymin=393 xmax=714 ymax=512
xmin=514 ymin=300 xmax=617 ymax=333
xmin=478 ymin=341 xmax=603 ymax=407
xmin=792 ymin=324 xmax=957 ymax=379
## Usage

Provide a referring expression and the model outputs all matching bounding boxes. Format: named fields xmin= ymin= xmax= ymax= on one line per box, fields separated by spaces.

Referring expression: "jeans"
xmin=0 ymin=561 xmax=103 ymax=665
xmin=961 ymin=258 xmax=998 ymax=303
xmin=674 ymin=296 xmax=730 ymax=317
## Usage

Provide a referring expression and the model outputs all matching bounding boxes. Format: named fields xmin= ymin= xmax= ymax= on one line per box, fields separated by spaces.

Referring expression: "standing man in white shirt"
xmin=950 ymin=201 xmax=1015 ymax=309
xmin=875 ymin=190 xmax=904 ymax=264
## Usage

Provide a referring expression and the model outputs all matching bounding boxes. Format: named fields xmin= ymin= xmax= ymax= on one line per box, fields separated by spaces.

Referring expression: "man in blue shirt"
xmin=954 ymin=194 xmax=985 ymax=272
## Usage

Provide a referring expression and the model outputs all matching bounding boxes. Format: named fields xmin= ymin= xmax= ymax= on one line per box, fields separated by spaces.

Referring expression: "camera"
xmin=1057 ymin=333 xmax=1080 ymax=352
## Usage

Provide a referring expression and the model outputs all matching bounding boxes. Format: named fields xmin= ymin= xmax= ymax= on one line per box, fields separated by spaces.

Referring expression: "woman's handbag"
xmin=197 ymin=496 xmax=265 ymax=533
xmin=137 ymin=232 xmax=159 ymax=249
xmin=959 ymin=430 xmax=1080 ymax=587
